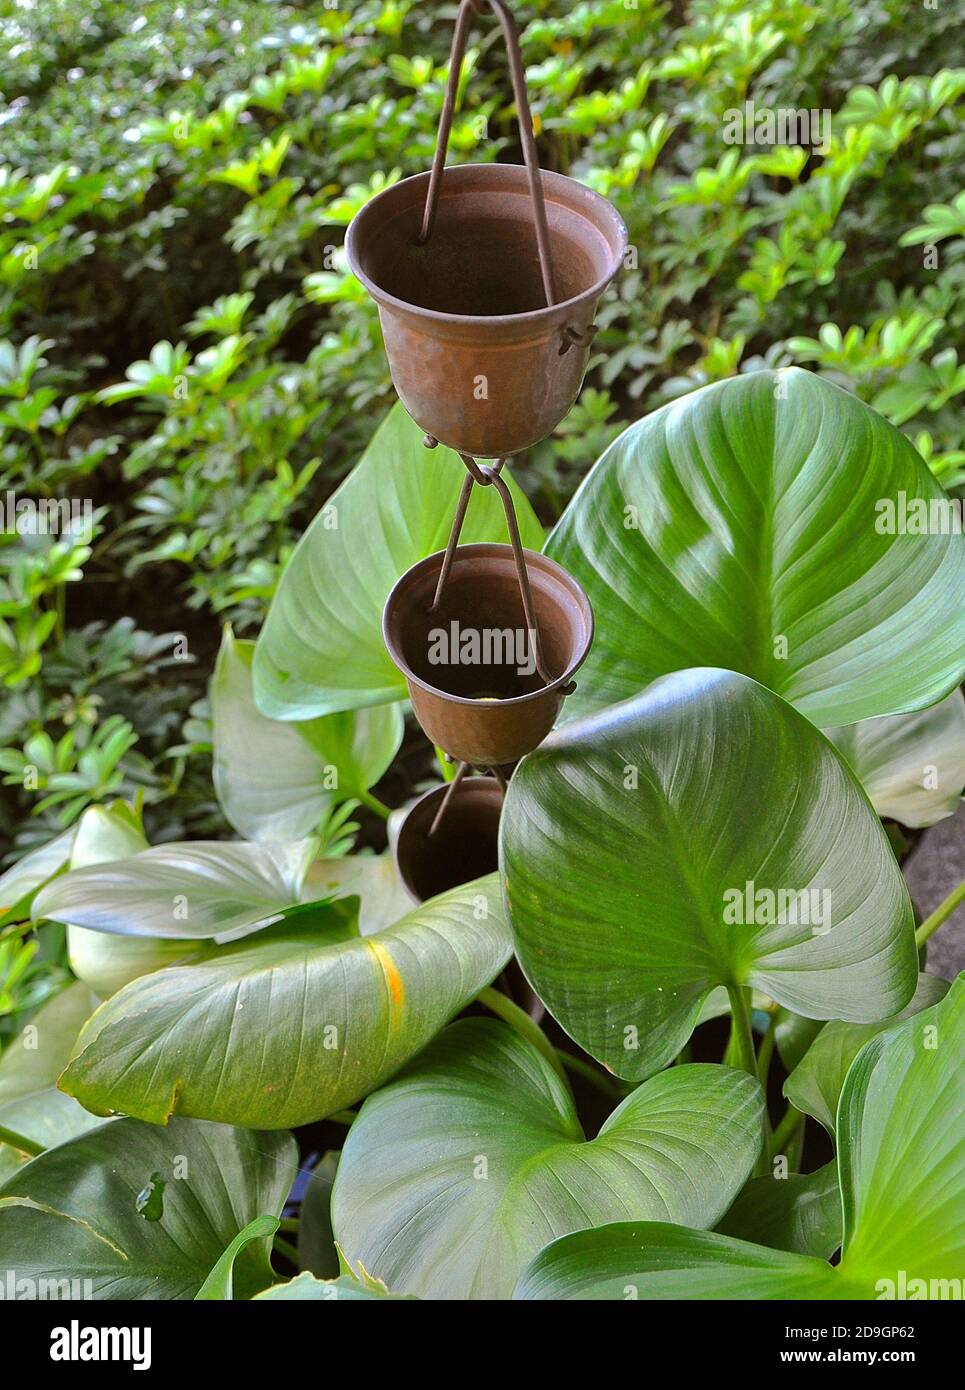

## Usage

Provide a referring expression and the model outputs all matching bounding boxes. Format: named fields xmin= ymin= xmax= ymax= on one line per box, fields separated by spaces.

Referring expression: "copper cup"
xmin=382 ymin=542 xmax=593 ymax=766
xmin=394 ymin=776 xmax=504 ymax=904
xmin=345 ymin=163 xmax=627 ymax=458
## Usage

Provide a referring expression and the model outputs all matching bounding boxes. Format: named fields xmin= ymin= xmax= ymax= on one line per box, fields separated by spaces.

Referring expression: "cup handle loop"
xmin=415 ymin=0 xmax=558 ymax=308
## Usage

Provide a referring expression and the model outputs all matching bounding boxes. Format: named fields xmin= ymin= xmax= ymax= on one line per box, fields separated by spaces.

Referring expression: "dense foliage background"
xmin=1 ymin=0 xmax=963 ymax=1033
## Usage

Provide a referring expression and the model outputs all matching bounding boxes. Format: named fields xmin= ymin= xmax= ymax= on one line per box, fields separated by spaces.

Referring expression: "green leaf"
xmin=547 ymin=369 xmax=964 ymax=727
xmin=515 ymin=1223 xmax=836 ymax=1300
xmin=299 ymin=1152 xmax=340 ymax=1279
xmin=0 ymin=826 xmax=75 ymax=927
xmin=717 ymin=1162 xmax=841 ymax=1259
xmin=0 ymin=1117 xmax=296 ymax=1300
xmin=60 ymin=877 xmax=512 ymax=1128
xmin=0 ymin=982 xmax=103 ymax=1175
xmin=34 ymin=839 xmax=320 ymax=941
xmin=301 ymin=853 xmax=412 ymax=938
xmin=56 ymin=803 xmax=203 ymax=997
xmin=501 ymin=668 xmax=918 ymax=1081
xmin=212 ymin=627 xmax=402 ymax=840
xmin=253 ymin=402 xmax=543 ymax=720
xmin=784 ymin=973 xmax=950 ymax=1135
xmin=516 ymin=976 xmax=965 ymax=1299
xmin=254 ymin=1272 xmax=410 ymax=1300
xmin=774 ymin=1008 xmax=824 ymax=1072
xmin=331 ymin=1018 xmax=764 ymax=1300
xmin=823 ymin=690 xmax=965 ymax=828
xmin=195 ymin=1215 xmax=280 ymax=1300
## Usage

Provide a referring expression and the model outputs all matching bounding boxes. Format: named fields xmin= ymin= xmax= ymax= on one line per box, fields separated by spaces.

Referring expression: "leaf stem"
xmin=477 ymin=986 xmax=568 ymax=1082
xmin=725 ymin=984 xmax=757 ymax=1077
xmin=915 ymin=877 xmax=965 ymax=948
xmin=357 ymin=789 xmax=391 ymax=820
xmin=0 ymin=1122 xmax=44 ymax=1156
xmin=769 ymin=1103 xmax=805 ymax=1162
xmin=756 ymin=1011 xmax=777 ymax=1086
xmin=556 ymin=1048 xmax=623 ymax=1101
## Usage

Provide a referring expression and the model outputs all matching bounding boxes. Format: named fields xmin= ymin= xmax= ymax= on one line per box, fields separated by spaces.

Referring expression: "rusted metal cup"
xmin=395 ymin=775 xmax=504 ymax=903
xmin=382 ymin=542 xmax=593 ymax=766
xmin=345 ymin=163 xmax=627 ymax=457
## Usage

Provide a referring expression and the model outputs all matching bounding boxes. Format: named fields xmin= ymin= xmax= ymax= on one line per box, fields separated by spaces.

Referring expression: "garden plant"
xmin=0 ymin=0 xmax=963 ymax=1312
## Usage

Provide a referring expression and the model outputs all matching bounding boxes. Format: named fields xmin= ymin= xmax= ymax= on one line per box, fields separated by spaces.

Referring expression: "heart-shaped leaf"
xmin=0 ymin=982 xmax=102 ymax=1178
xmin=823 ymin=690 xmax=965 ymax=828
xmin=252 ymin=402 xmax=543 ymax=721
xmin=546 ymin=369 xmax=965 ymax=726
xmin=501 ymin=668 xmax=918 ymax=1080
xmin=61 ymin=877 xmax=512 ymax=1129
xmin=212 ymin=627 xmax=403 ymax=840
xmin=331 ymin=1017 xmax=764 ymax=1300
xmin=516 ymin=975 xmax=965 ymax=1299
xmin=34 ymin=839 xmax=319 ymax=941
xmin=0 ymin=1117 xmax=296 ymax=1300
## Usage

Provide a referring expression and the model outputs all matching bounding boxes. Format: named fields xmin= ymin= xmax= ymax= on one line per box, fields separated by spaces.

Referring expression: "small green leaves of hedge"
xmin=35 ymin=838 xmax=319 ymax=941
xmin=253 ymin=402 xmax=543 ymax=721
xmin=547 ymin=369 xmax=965 ymax=727
xmin=331 ymin=1018 xmax=764 ymax=1300
xmin=501 ymin=668 xmax=918 ymax=1081
xmin=784 ymin=972 xmax=949 ymax=1134
xmin=823 ymin=689 xmax=965 ymax=828
xmin=516 ymin=977 xmax=965 ymax=1299
xmin=212 ymin=627 xmax=402 ymax=841
xmin=0 ymin=1118 xmax=296 ymax=1300
xmin=60 ymin=877 xmax=512 ymax=1129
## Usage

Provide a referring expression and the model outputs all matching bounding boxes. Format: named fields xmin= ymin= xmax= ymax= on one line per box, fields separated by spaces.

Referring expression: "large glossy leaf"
xmin=0 ymin=1117 xmax=296 ymax=1300
xmin=516 ymin=975 xmax=965 ymax=1299
xmin=332 ymin=1018 xmax=764 ymax=1300
xmin=784 ymin=972 xmax=949 ymax=1134
xmin=53 ymin=803 xmax=203 ymax=997
xmin=212 ymin=627 xmax=402 ymax=840
xmin=824 ymin=690 xmax=965 ymax=828
xmin=547 ymin=369 xmax=965 ymax=726
xmin=0 ymin=982 xmax=102 ymax=1176
xmin=501 ymin=668 xmax=918 ymax=1080
xmin=34 ymin=839 xmax=319 ymax=941
xmin=61 ymin=877 xmax=512 ymax=1128
xmin=253 ymin=402 xmax=543 ymax=720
